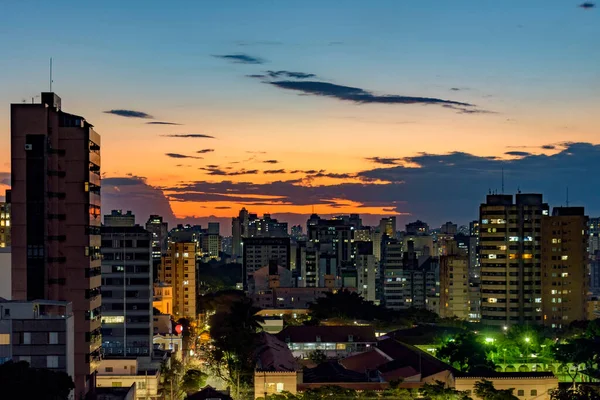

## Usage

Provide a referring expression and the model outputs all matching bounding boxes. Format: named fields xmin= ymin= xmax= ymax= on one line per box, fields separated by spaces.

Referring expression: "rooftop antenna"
xmin=49 ymin=57 xmax=53 ymax=92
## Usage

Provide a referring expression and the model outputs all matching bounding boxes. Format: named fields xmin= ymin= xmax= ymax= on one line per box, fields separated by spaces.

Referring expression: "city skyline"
xmin=1 ymin=1 xmax=599 ymax=229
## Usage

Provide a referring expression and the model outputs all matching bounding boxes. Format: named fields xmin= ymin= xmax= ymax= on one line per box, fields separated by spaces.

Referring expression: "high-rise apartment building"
xmin=145 ymin=215 xmax=168 ymax=283
xmin=103 ymin=210 xmax=135 ymax=227
xmin=0 ymin=190 xmax=11 ymax=248
xmin=479 ymin=193 xmax=549 ymax=327
xmin=201 ymin=234 xmax=222 ymax=260
xmin=541 ymin=207 xmax=588 ymax=328
xmin=11 ymin=92 xmax=102 ymax=398
xmin=379 ymin=217 xmax=397 ymax=237
xmin=159 ymin=242 xmax=197 ymax=318
xmin=242 ymin=237 xmax=290 ymax=288
xmin=406 ymin=220 xmax=429 ymax=235
xmin=356 ymin=241 xmax=376 ymax=302
xmin=101 ymin=212 xmax=153 ymax=357
xmin=440 ymin=244 xmax=469 ymax=319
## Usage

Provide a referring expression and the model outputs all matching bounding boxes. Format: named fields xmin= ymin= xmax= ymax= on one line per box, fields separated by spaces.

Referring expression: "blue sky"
xmin=0 ymin=1 xmax=598 ymax=229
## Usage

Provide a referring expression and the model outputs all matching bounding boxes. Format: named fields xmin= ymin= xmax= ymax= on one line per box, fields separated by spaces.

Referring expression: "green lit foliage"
xmin=474 ymin=379 xmax=518 ymax=400
xmin=420 ymin=380 xmax=473 ymax=400
xmin=553 ymin=338 xmax=600 ymax=383
xmin=437 ymin=332 xmax=495 ymax=373
xmin=550 ymin=386 xmax=600 ymax=400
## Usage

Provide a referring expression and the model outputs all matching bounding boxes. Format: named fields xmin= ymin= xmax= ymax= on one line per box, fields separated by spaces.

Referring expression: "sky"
xmin=1 ymin=1 xmax=599 ymax=234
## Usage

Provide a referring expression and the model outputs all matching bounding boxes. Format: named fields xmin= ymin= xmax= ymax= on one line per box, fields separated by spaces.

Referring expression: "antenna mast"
xmin=50 ymin=57 xmax=53 ymax=92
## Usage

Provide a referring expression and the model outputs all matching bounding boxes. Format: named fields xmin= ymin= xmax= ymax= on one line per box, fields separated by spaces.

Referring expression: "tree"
xmin=207 ymin=298 xmax=264 ymax=398
xmin=159 ymin=358 xmax=185 ymax=399
xmin=421 ymin=380 xmax=472 ymax=400
xmin=551 ymin=386 xmax=600 ymax=400
xmin=437 ymin=332 xmax=495 ymax=373
xmin=0 ymin=360 xmax=74 ymax=400
xmin=553 ymin=339 xmax=600 ymax=385
xmin=474 ymin=379 xmax=518 ymax=400
xmin=180 ymin=369 xmax=208 ymax=395
xmin=307 ymin=350 xmax=327 ymax=365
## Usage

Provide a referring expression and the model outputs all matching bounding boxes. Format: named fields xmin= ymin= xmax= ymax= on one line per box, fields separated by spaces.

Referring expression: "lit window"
xmin=561 ymin=273 xmax=569 ymax=278
xmin=551 ymin=290 xmax=558 ymax=294
xmin=0 ymin=334 xmax=10 ymax=345
xmin=535 ymin=298 xmax=542 ymax=303
xmin=23 ymin=332 xmax=31 ymax=345
xmin=509 ymin=236 xmax=519 ymax=242
xmin=183 ymin=253 xmax=189 ymax=257
xmin=488 ymin=298 xmax=498 ymax=303
xmin=488 ymin=254 xmax=497 ymax=259
xmin=524 ymin=236 xmax=533 ymax=242
xmin=482 ymin=219 xmax=489 ymax=224
xmin=49 ymin=332 xmax=58 ymax=344
xmin=523 ymin=254 xmax=533 ymax=259
xmin=561 ymin=255 xmax=569 ymax=261
xmin=552 ymin=238 xmax=558 ymax=244
xmin=183 ymin=280 xmax=189 ymax=285
xmin=509 ymin=254 xmax=520 ymax=260
xmin=101 ymin=316 xmax=125 ymax=324
xmin=499 ymin=245 xmax=507 ymax=251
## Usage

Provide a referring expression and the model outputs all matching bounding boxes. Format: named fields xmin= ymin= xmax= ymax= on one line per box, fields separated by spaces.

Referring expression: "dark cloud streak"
xmin=104 ymin=109 xmax=153 ymax=119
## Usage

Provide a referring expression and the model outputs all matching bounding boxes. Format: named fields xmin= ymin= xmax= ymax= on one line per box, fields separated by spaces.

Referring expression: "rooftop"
xmin=276 ymin=325 xmax=377 ymax=344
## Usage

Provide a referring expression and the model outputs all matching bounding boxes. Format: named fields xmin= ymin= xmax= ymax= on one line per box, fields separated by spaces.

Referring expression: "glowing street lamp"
xmin=485 ymin=337 xmax=494 ymax=344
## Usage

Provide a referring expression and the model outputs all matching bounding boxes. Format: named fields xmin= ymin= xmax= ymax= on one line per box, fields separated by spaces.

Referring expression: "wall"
xmin=254 ymin=371 xmax=297 ymax=399
xmin=454 ymin=376 xmax=558 ymax=400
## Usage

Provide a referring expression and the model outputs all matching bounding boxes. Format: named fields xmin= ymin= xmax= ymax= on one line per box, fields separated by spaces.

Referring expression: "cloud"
xmin=196 ymin=149 xmax=215 ymax=154
xmin=263 ymin=160 xmax=279 ymax=164
xmin=161 ymin=134 xmax=215 ymax=139
xmin=541 ymin=145 xmax=556 ymax=150
xmin=263 ymin=169 xmax=286 ymax=174
xmin=147 ymin=121 xmax=182 ymax=125
xmin=579 ymin=2 xmax=596 ymax=8
xmin=102 ymin=176 xmax=176 ymax=225
xmin=213 ymin=54 xmax=265 ymax=64
xmin=267 ymin=81 xmax=476 ymax=110
xmin=104 ymin=109 xmax=153 ymax=119
xmin=166 ymin=153 xmax=202 ymax=159
xmin=215 ymin=206 xmax=232 ymax=209
xmin=366 ymin=157 xmax=403 ymax=165
xmin=450 ymin=88 xmax=461 ymax=91
xmin=0 ymin=172 xmax=10 ymax=187
xmin=265 ymin=70 xmax=317 ymax=79
xmin=505 ymin=151 xmax=531 ymax=157
xmin=247 ymin=151 xmax=267 ymax=154
xmin=200 ymin=166 xmax=259 ymax=176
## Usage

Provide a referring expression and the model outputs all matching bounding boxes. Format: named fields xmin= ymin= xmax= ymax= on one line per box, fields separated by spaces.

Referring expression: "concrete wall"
xmin=455 ymin=376 xmax=558 ymax=400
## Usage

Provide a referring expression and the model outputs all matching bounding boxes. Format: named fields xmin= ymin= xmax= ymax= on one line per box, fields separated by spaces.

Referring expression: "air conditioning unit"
xmin=25 ymin=144 xmax=32 ymax=150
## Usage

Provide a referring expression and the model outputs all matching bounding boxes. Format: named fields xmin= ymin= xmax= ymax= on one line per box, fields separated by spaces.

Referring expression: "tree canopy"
xmin=437 ymin=332 xmax=495 ymax=373
xmin=206 ymin=298 xmax=265 ymax=398
xmin=0 ymin=360 xmax=74 ymax=400
xmin=474 ymin=379 xmax=518 ymax=400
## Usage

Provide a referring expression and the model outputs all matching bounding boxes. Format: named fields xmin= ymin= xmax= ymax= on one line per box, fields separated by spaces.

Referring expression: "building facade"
xmin=11 ymin=92 xmax=102 ymax=397
xmin=439 ymin=254 xmax=469 ymax=319
xmin=479 ymin=193 xmax=549 ymax=327
xmin=243 ymin=237 xmax=290 ymax=289
xmin=541 ymin=207 xmax=589 ymax=328
xmin=159 ymin=242 xmax=197 ymax=318
xmin=0 ymin=299 xmax=74 ymax=379
xmin=0 ymin=190 xmax=10 ymax=248
xmin=101 ymin=216 xmax=153 ymax=357
xmin=145 ymin=215 xmax=168 ymax=283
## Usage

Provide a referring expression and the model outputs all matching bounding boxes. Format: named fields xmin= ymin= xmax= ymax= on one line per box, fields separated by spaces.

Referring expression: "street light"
xmin=485 ymin=337 xmax=494 ymax=344
xmin=525 ymin=337 xmax=530 ymax=365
